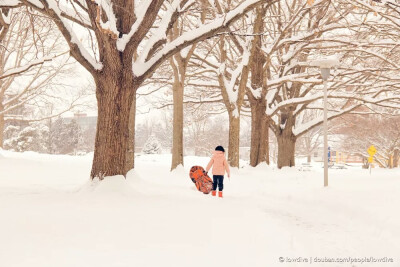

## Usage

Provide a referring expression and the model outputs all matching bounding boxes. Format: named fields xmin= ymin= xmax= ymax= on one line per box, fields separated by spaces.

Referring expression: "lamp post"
xmin=310 ymin=56 xmax=339 ymax=187
xmin=321 ymin=68 xmax=330 ymax=187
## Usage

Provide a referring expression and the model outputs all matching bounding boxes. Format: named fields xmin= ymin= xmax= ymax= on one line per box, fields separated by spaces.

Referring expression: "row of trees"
xmin=1 ymin=0 xmax=400 ymax=179
xmin=0 ymin=7 xmax=90 ymax=151
xmin=2 ymin=0 xmax=277 ymax=178
xmin=137 ymin=107 xmax=233 ymax=156
xmin=4 ymin=118 xmax=95 ymax=154
xmin=339 ymin=114 xmax=400 ymax=168
xmin=3 ymin=105 xmax=233 ymax=157
xmin=149 ymin=0 xmax=400 ymax=170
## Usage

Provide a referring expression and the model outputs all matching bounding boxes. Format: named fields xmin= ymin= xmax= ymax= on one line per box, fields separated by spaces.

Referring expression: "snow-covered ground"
xmin=1 ymin=150 xmax=399 ymax=267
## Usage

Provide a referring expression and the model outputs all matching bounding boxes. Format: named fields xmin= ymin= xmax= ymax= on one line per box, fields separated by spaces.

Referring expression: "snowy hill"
xmin=0 ymin=151 xmax=399 ymax=267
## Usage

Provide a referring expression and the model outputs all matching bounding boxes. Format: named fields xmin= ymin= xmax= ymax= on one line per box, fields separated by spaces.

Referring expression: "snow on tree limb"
xmin=0 ymin=52 xmax=68 ymax=80
xmin=293 ymin=104 xmax=362 ymax=137
xmin=135 ymin=0 xmax=181 ymax=59
xmin=45 ymin=0 xmax=102 ymax=71
xmin=92 ymin=0 xmax=118 ymax=37
xmin=251 ymin=0 xmax=400 ymax=141
xmin=0 ymin=0 xmax=102 ymax=73
xmin=348 ymin=0 xmax=400 ymax=29
xmin=0 ymin=7 xmax=11 ymax=25
xmin=132 ymin=0 xmax=274 ymax=79
xmin=267 ymin=93 xmax=324 ymax=117
xmin=0 ymin=8 xmax=11 ymax=42
xmin=117 ymin=0 xmax=165 ymax=51
xmin=2 ymin=0 xmax=274 ymax=81
xmin=293 ymin=93 xmax=400 ymax=137
xmin=220 ymin=42 xmax=251 ymax=106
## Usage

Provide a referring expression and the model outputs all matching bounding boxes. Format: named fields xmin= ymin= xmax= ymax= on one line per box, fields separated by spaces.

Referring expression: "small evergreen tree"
xmin=4 ymin=125 xmax=20 ymax=140
xmin=4 ymin=124 xmax=47 ymax=152
xmin=142 ymin=135 xmax=162 ymax=154
xmin=49 ymin=118 xmax=81 ymax=154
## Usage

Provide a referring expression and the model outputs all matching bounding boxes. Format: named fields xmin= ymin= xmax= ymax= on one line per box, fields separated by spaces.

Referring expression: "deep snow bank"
xmin=1 ymin=152 xmax=399 ymax=267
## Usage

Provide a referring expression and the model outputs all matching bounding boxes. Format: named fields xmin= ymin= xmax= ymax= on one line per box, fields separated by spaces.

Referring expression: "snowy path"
xmin=1 ymin=151 xmax=399 ymax=267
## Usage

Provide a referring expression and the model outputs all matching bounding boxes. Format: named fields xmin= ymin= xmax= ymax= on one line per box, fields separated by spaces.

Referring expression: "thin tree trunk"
xmin=393 ymin=149 xmax=399 ymax=168
xmin=305 ymin=137 xmax=312 ymax=163
xmin=0 ymin=110 xmax=4 ymax=148
xmin=248 ymin=6 xmax=269 ymax=167
xmin=171 ymin=75 xmax=184 ymax=171
xmin=217 ymin=34 xmax=247 ymax=169
xmin=261 ymin=116 xmax=270 ymax=165
xmin=249 ymin=100 xmax=269 ymax=167
xmin=47 ymin=118 xmax=53 ymax=154
xmin=169 ymin=16 xmax=195 ymax=171
xmin=125 ymin=92 xmax=136 ymax=174
xmin=90 ymin=75 xmax=135 ymax=179
xmin=228 ymin=114 xmax=240 ymax=167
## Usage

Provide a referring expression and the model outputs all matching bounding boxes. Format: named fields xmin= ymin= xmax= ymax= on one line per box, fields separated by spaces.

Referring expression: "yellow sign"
xmin=368 ymin=156 xmax=373 ymax=163
xmin=367 ymin=145 xmax=376 ymax=156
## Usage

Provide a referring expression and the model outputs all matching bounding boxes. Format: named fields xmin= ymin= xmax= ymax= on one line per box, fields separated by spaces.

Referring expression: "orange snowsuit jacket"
xmin=206 ymin=151 xmax=230 ymax=176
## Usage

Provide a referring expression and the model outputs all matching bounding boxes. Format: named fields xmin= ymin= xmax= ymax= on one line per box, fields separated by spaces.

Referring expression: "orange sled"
xmin=189 ymin=166 xmax=213 ymax=194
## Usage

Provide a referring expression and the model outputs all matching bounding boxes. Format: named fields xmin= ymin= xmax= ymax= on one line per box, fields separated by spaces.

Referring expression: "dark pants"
xmin=212 ymin=175 xmax=224 ymax=191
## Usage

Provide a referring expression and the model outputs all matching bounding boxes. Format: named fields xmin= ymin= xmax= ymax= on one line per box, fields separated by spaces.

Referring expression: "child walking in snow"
xmin=205 ymin=146 xmax=230 ymax=198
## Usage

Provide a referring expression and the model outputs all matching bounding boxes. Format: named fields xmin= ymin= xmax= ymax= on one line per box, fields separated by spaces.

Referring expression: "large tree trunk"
xmin=125 ymin=93 xmax=136 ymax=174
xmin=90 ymin=75 xmax=135 ymax=179
xmin=228 ymin=114 xmax=240 ymax=167
xmin=277 ymin=134 xmax=296 ymax=168
xmin=170 ymin=72 xmax=184 ymax=171
xmin=249 ymin=100 xmax=269 ymax=167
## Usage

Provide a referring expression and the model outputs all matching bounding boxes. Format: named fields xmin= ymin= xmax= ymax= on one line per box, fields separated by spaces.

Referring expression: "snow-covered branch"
xmin=0 ymin=0 xmax=102 ymax=73
xmin=117 ymin=0 xmax=165 ymax=52
xmin=132 ymin=0 xmax=273 ymax=79
xmin=0 ymin=52 xmax=67 ymax=80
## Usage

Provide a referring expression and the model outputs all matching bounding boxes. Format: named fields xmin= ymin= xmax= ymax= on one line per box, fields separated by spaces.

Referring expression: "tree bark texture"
xmin=169 ymin=17 xmax=197 ymax=171
xmin=249 ymin=99 xmax=269 ymax=166
xmin=217 ymin=34 xmax=249 ymax=168
xmin=125 ymin=93 xmax=136 ymax=174
xmin=277 ymin=134 xmax=296 ymax=168
xmin=228 ymin=115 xmax=240 ymax=167
xmin=248 ymin=6 xmax=269 ymax=167
xmin=90 ymin=73 xmax=135 ymax=179
xmin=393 ymin=149 xmax=399 ymax=168
xmin=276 ymin=114 xmax=297 ymax=168
xmin=170 ymin=70 xmax=184 ymax=171
xmin=0 ymin=109 xmax=4 ymax=148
